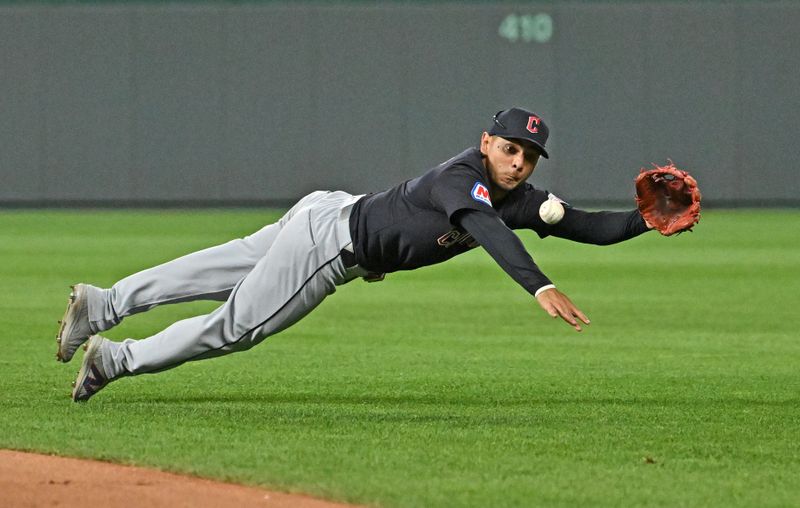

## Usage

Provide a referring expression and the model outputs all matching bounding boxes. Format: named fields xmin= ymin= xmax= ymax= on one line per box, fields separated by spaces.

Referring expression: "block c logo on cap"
xmin=526 ymin=115 xmax=541 ymax=134
xmin=471 ymin=182 xmax=492 ymax=206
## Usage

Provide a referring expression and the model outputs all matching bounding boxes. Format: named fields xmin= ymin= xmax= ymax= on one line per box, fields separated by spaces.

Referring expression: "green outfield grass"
xmin=1 ymin=209 xmax=798 ymax=507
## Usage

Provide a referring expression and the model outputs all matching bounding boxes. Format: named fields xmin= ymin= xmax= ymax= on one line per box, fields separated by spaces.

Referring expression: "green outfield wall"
xmin=1 ymin=1 xmax=797 ymax=206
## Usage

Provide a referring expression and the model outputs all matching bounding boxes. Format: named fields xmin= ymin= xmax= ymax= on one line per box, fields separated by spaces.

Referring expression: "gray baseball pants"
xmin=87 ymin=190 xmax=368 ymax=378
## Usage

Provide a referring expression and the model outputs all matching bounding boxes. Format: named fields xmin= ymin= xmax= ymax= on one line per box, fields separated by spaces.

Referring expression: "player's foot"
xmin=56 ymin=284 xmax=95 ymax=363
xmin=72 ymin=335 xmax=114 ymax=402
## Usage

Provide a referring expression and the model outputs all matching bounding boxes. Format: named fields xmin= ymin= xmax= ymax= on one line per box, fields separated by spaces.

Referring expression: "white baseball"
xmin=539 ymin=198 xmax=565 ymax=224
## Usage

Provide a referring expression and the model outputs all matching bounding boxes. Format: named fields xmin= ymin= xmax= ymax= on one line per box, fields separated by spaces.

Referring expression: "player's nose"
xmin=512 ymin=153 xmax=525 ymax=171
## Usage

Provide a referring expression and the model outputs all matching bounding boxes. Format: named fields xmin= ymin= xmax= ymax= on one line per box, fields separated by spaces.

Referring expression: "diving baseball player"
xmin=57 ymin=107 xmax=652 ymax=402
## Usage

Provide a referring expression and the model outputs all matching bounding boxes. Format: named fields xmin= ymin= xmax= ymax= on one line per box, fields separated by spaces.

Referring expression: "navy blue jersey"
xmin=349 ymin=147 xmax=555 ymax=274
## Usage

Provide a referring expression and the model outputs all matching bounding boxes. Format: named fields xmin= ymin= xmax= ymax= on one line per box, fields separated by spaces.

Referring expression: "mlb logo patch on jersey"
xmin=471 ymin=182 xmax=492 ymax=206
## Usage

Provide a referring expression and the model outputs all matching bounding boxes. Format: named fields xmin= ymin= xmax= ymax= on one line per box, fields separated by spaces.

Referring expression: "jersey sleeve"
xmin=499 ymin=185 xmax=561 ymax=237
xmin=549 ymin=208 xmax=651 ymax=244
xmin=429 ymin=163 xmax=498 ymax=220
xmin=503 ymin=185 xmax=651 ymax=244
xmin=454 ymin=209 xmax=553 ymax=296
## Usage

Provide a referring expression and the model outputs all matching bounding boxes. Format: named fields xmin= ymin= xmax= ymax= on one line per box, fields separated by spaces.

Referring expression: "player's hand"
xmin=535 ymin=287 xmax=590 ymax=332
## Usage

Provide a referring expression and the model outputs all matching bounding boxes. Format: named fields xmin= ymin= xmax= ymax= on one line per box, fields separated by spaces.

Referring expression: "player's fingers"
xmin=555 ymin=305 xmax=581 ymax=332
xmin=537 ymin=297 xmax=559 ymax=318
xmin=574 ymin=308 xmax=591 ymax=325
xmin=558 ymin=294 xmax=590 ymax=326
xmin=565 ymin=317 xmax=582 ymax=332
xmin=538 ymin=293 xmax=583 ymax=331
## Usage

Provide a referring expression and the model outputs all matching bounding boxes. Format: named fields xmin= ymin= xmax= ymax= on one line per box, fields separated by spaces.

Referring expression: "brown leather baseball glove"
xmin=635 ymin=162 xmax=701 ymax=236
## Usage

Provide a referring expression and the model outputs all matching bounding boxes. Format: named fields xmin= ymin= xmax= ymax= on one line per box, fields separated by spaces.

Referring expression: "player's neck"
xmin=489 ymin=185 xmax=508 ymax=204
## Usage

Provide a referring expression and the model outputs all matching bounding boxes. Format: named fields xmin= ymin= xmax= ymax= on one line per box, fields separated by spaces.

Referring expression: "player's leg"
xmin=56 ymin=225 xmax=283 ymax=363
xmin=57 ymin=191 xmax=330 ymax=363
xmin=89 ymin=191 xmax=332 ymax=331
xmin=72 ymin=192 xmax=364 ymax=401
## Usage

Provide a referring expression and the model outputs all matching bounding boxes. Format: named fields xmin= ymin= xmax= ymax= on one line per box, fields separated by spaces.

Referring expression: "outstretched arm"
xmin=548 ymin=208 xmax=652 ymax=245
xmin=454 ymin=209 xmax=590 ymax=332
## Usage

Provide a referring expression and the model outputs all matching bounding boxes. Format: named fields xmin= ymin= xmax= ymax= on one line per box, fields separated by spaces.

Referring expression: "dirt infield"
xmin=0 ymin=450 xmax=360 ymax=508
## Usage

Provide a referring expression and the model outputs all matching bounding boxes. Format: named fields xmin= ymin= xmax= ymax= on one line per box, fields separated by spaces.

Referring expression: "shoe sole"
xmin=56 ymin=285 xmax=89 ymax=363
xmin=72 ymin=335 xmax=103 ymax=402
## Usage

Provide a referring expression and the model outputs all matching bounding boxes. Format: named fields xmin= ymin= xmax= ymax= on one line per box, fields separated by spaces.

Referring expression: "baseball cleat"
xmin=55 ymin=284 xmax=94 ymax=363
xmin=72 ymin=335 xmax=113 ymax=402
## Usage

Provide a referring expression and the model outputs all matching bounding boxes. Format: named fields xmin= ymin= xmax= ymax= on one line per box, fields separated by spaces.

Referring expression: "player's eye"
xmin=524 ymin=151 xmax=539 ymax=163
xmin=504 ymin=144 xmax=517 ymax=154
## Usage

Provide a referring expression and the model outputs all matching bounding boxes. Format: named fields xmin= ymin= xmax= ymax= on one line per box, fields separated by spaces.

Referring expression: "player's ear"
xmin=479 ymin=132 xmax=492 ymax=156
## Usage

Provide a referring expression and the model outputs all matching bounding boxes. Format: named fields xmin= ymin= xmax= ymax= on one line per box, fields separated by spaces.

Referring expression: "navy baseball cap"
xmin=488 ymin=107 xmax=550 ymax=158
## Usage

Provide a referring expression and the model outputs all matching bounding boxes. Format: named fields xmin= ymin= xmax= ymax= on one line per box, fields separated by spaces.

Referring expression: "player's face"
xmin=480 ymin=133 xmax=540 ymax=193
